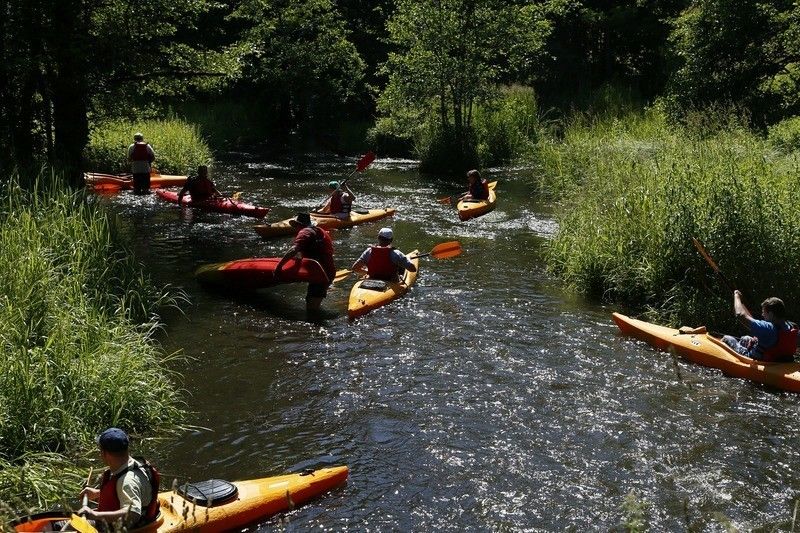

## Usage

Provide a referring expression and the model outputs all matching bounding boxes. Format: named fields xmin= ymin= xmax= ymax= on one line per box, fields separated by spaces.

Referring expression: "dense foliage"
xmin=0 ymin=177 xmax=183 ymax=509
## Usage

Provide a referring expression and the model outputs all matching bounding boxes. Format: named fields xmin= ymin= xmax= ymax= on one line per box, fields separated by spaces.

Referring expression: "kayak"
xmin=156 ymin=189 xmax=270 ymax=219
xmin=348 ymin=251 xmax=420 ymax=319
xmin=195 ymin=257 xmax=330 ymax=288
xmin=613 ymin=312 xmax=800 ymax=392
xmin=254 ymin=208 xmax=396 ymax=239
xmin=457 ymin=181 xmax=497 ymax=221
xmin=84 ymin=172 xmax=187 ymax=191
xmin=11 ymin=465 xmax=349 ymax=532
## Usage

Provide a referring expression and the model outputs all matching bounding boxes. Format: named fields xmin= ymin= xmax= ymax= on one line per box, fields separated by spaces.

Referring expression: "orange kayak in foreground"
xmin=613 ymin=312 xmax=800 ymax=392
xmin=457 ymin=181 xmax=497 ymax=221
xmin=84 ymin=172 xmax=188 ymax=191
xmin=12 ymin=466 xmax=349 ymax=532
xmin=348 ymin=251 xmax=420 ymax=319
xmin=254 ymin=208 xmax=396 ymax=239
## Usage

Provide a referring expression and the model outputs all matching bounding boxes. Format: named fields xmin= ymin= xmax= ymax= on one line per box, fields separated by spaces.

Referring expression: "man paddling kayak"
xmin=721 ymin=291 xmax=799 ymax=361
xmin=351 ymin=227 xmax=417 ymax=282
xmin=177 ymin=165 xmax=221 ymax=204
xmin=73 ymin=428 xmax=159 ymax=530
xmin=127 ymin=133 xmax=155 ymax=195
xmin=457 ymin=169 xmax=489 ymax=202
xmin=317 ymin=180 xmax=355 ymax=219
xmin=275 ymin=213 xmax=336 ymax=311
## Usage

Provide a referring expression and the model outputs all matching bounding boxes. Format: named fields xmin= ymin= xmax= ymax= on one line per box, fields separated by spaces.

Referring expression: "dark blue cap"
xmin=97 ymin=427 xmax=129 ymax=453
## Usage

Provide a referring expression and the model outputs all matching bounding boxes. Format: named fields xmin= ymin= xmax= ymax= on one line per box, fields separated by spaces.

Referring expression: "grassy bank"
xmin=540 ymin=108 xmax=800 ymax=326
xmin=85 ymin=118 xmax=213 ymax=175
xmin=0 ymin=176 xmax=183 ymax=511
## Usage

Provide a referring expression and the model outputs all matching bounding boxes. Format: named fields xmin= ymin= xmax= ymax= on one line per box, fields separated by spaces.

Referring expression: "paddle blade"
xmin=356 ymin=151 xmax=376 ymax=172
xmin=70 ymin=514 xmax=98 ymax=533
xmin=437 ymin=196 xmax=452 ymax=205
xmin=430 ymin=241 xmax=462 ymax=259
xmin=333 ymin=269 xmax=352 ymax=283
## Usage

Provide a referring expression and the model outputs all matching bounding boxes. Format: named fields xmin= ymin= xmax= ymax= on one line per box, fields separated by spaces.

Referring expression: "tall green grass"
xmin=85 ymin=118 xmax=212 ymax=175
xmin=0 ymin=176 xmax=183 ymax=512
xmin=542 ymin=108 xmax=800 ymax=326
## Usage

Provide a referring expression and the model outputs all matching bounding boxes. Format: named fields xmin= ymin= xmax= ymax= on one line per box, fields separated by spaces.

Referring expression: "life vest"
xmin=329 ymin=192 xmax=351 ymax=214
xmin=298 ymin=227 xmax=335 ymax=281
xmin=189 ymin=176 xmax=216 ymax=201
xmin=759 ymin=322 xmax=798 ymax=363
xmin=367 ymin=246 xmax=398 ymax=281
xmin=97 ymin=458 xmax=160 ymax=525
xmin=130 ymin=143 xmax=152 ymax=162
xmin=469 ymin=179 xmax=490 ymax=200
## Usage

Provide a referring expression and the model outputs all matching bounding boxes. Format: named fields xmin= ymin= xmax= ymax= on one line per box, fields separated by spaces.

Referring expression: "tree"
xmin=377 ymin=0 xmax=550 ymax=173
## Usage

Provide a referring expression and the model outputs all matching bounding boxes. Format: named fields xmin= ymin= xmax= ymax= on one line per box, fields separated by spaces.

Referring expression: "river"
xmin=102 ymin=153 xmax=800 ymax=531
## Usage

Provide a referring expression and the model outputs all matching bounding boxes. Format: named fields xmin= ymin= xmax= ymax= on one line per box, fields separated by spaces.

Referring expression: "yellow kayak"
xmin=457 ymin=181 xmax=497 ymax=221
xmin=613 ymin=312 xmax=800 ymax=392
xmin=12 ymin=466 xmax=349 ymax=532
xmin=348 ymin=251 xmax=420 ymax=319
xmin=254 ymin=208 xmax=396 ymax=239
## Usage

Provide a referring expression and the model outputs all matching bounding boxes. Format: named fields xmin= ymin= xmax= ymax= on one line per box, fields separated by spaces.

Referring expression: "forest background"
xmin=2 ymin=0 xmax=800 ymax=520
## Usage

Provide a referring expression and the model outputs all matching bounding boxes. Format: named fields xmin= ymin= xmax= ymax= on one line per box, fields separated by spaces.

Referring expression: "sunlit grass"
xmin=0 ymin=175 xmax=184 ymax=513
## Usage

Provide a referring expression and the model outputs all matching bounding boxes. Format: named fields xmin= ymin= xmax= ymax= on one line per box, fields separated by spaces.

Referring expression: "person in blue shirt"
xmin=721 ymin=291 xmax=799 ymax=362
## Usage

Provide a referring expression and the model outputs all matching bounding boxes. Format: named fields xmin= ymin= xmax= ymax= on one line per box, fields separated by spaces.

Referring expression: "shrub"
xmin=767 ymin=116 xmax=800 ymax=154
xmin=474 ymin=85 xmax=540 ymax=166
xmin=85 ymin=118 xmax=212 ymax=175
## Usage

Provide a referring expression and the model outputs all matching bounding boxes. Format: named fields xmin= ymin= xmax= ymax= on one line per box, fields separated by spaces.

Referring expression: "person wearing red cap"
xmin=275 ymin=213 xmax=336 ymax=311
xmin=77 ymin=428 xmax=160 ymax=529
xmin=351 ymin=227 xmax=417 ymax=282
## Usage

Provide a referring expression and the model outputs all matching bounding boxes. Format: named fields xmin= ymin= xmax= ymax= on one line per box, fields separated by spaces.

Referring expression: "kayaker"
xmin=127 ymin=133 xmax=156 ymax=195
xmin=351 ymin=227 xmax=417 ymax=282
xmin=177 ymin=165 xmax=220 ymax=204
xmin=457 ymin=169 xmax=490 ymax=201
xmin=721 ymin=291 xmax=799 ymax=361
xmin=318 ymin=180 xmax=355 ymax=219
xmin=76 ymin=428 xmax=160 ymax=530
xmin=275 ymin=213 xmax=336 ymax=311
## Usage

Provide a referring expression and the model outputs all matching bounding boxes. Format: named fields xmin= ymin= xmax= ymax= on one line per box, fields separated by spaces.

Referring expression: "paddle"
xmin=312 ymin=151 xmax=376 ymax=212
xmin=333 ymin=241 xmax=462 ymax=282
xmin=691 ymin=237 xmax=736 ymax=292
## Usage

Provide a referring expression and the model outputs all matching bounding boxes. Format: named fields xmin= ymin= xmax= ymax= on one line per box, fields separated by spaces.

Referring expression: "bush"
xmin=542 ymin=108 xmax=800 ymax=326
xmin=85 ymin=118 xmax=213 ymax=175
xmin=416 ymin=122 xmax=480 ymax=175
xmin=0 ymin=175 xmax=183 ymax=511
xmin=474 ymin=85 xmax=540 ymax=166
xmin=768 ymin=116 xmax=800 ymax=154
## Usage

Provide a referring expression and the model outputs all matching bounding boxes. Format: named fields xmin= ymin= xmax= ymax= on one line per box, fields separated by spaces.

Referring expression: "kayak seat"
xmin=360 ymin=279 xmax=388 ymax=292
xmin=177 ymin=479 xmax=239 ymax=506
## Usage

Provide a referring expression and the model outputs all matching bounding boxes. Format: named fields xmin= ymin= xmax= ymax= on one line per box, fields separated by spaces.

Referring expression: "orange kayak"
xmin=348 ymin=251 xmax=420 ymax=319
xmin=12 ymin=466 xmax=349 ymax=532
xmin=457 ymin=181 xmax=497 ymax=221
xmin=84 ymin=172 xmax=188 ymax=191
xmin=254 ymin=208 xmax=396 ymax=239
xmin=613 ymin=312 xmax=800 ymax=392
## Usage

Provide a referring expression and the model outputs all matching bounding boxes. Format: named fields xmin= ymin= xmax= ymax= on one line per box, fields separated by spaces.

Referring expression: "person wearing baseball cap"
xmin=351 ymin=227 xmax=417 ymax=282
xmin=275 ymin=213 xmax=336 ymax=311
xmin=76 ymin=428 xmax=160 ymax=529
xmin=315 ymin=180 xmax=355 ymax=219
xmin=127 ymin=133 xmax=156 ymax=195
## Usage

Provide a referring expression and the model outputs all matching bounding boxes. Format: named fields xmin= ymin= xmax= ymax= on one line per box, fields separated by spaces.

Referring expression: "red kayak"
xmin=156 ymin=189 xmax=269 ymax=219
xmin=195 ymin=258 xmax=330 ymax=289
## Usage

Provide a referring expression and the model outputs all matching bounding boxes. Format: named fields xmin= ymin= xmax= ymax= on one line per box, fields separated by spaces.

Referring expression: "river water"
xmin=103 ymin=153 xmax=800 ymax=531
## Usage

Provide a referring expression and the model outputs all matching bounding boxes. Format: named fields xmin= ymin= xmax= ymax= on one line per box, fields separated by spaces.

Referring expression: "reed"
xmin=0 ymin=175 xmax=184 ymax=512
xmin=542 ymin=108 xmax=800 ymax=326
xmin=85 ymin=118 xmax=213 ymax=175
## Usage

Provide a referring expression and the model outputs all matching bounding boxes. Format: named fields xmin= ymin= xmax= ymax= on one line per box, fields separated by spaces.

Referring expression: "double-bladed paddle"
xmin=333 ymin=241 xmax=462 ymax=282
xmin=312 ymin=151 xmax=376 ymax=212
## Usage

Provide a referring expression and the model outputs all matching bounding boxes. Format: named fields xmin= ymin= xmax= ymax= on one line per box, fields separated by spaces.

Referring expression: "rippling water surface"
xmin=102 ymin=153 xmax=800 ymax=531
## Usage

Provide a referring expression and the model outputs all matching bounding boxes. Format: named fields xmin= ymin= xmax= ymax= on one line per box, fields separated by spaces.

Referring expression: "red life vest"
xmin=329 ymin=192 xmax=351 ymax=214
xmin=130 ymin=143 xmax=152 ymax=162
xmin=97 ymin=459 xmax=160 ymax=525
xmin=367 ymin=246 xmax=398 ymax=281
xmin=760 ymin=322 xmax=798 ymax=362
xmin=188 ymin=176 xmax=216 ymax=201
xmin=297 ymin=227 xmax=335 ymax=282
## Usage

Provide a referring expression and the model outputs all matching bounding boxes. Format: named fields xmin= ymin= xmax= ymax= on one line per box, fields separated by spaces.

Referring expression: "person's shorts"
xmin=132 ymin=172 xmax=151 ymax=194
xmin=307 ymin=282 xmax=329 ymax=298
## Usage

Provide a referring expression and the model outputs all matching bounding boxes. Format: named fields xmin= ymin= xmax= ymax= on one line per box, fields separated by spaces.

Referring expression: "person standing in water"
xmin=127 ymin=133 xmax=155 ymax=195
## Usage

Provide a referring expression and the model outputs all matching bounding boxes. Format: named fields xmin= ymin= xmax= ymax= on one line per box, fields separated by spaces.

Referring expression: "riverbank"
xmin=0 ymin=177 xmax=183 ymax=511
xmin=540 ymin=108 xmax=800 ymax=327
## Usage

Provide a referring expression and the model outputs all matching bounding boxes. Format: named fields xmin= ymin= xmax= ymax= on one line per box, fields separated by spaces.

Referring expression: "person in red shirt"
xmin=177 ymin=165 xmax=220 ymax=204
xmin=275 ymin=213 xmax=336 ymax=311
